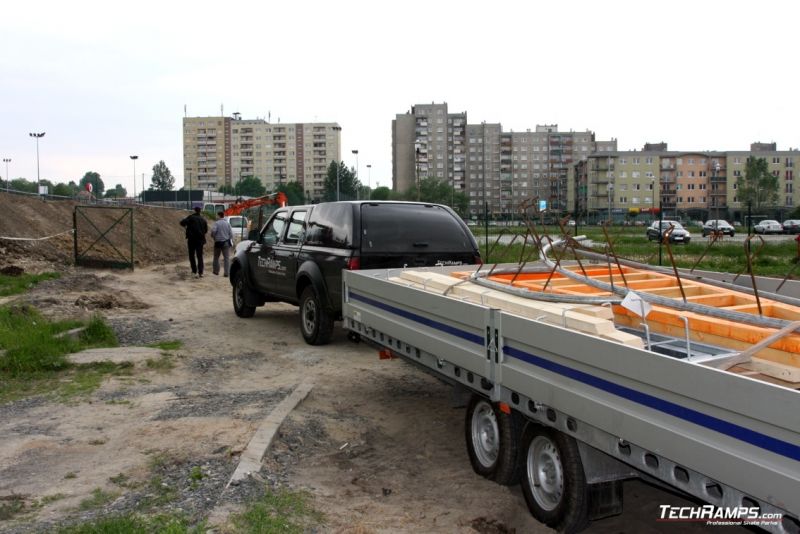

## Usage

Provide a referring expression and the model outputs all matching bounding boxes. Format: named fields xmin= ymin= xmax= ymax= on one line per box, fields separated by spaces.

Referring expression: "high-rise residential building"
xmin=392 ymin=103 xmax=467 ymax=198
xmin=393 ymin=103 xmax=615 ymax=220
xmin=183 ymin=114 xmax=341 ymax=200
xmin=578 ymin=142 xmax=800 ymax=224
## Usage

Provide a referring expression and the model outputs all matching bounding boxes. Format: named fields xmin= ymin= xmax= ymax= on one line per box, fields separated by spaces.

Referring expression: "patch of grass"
xmin=0 ymin=494 xmax=26 ymax=520
xmin=141 ymin=476 xmax=178 ymax=508
xmin=58 ymin=513 xmax=206 ymax=534
xmin=0 ymin=272 xmax=60 ymax=297
xmin=28 ymin=493 xmax=67 ymax=511
xmin=78 ymin=488 xmax=119 ymax=511
xmin=147 ymin=340 xmax=183 ymax=351
xmin=0 ymin=306 xmax=123 ymax=404
xmin=229 ymin=487 xmax=323 ymax=534
xmin=188 ymin=466 xmax=204 ymax=490
xmin=145 ymin=354 xmax=175 ymax=372
xmin=56 ymin=362 xmax=134 ymax=402
xmin=109 ymin=473 xmax=131 ymax=487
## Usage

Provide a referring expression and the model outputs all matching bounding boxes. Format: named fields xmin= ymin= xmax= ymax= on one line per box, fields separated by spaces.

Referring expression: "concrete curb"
xmin=226 ymin=380 xmax=314 ymax=487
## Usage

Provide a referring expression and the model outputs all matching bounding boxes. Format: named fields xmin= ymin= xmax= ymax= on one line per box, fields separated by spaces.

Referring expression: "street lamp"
xmin=2 ymin=158 xmax=10 ymax=192
xmin=650 ymin=176 xmax=656 ymax=223
xmin=352 ymin=149 xmax=359 ymax=201
xmin=332 ymin=126 xmax=342 ymax=201
xmin=713 ymin=161 xmax=721 ymax=231
xmin=130 ymin=155 xmax=138 ymax=202
xmin=29 ymin=132 xmax=45 ymax=194
xmin=366 ymin=164 xmax=372 ymax=200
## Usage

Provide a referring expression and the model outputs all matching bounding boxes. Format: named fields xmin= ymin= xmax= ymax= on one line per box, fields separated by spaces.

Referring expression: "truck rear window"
xmin=361 ymin=204 xmax=474 ymax=253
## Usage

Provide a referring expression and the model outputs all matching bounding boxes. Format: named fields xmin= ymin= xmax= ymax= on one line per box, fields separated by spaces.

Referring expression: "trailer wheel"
xmin=520 ymin=425 xmax=589 ymax=532
xmin=299 ymin=286 xmax=333 ymax=346
xmin=232 ymin=270 xmax=256 ymax=318
xmin=465 ymin=396 xmax=520 ymax=486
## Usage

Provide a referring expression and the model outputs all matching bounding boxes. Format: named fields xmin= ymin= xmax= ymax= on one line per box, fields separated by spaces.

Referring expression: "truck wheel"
xmin=232 ymin=270 xmax=256 ymax=318
xmin=520 ymin=425 xmax=589 ymax=533
xmin=299 ymin=285 xmax=333 ymax=345
xmin=465 ymin=396 xmax=520 ymax=486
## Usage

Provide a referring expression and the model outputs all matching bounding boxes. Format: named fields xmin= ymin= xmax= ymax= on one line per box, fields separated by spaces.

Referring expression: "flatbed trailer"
xmin=342 ymin=264 xmax=800 ymax=533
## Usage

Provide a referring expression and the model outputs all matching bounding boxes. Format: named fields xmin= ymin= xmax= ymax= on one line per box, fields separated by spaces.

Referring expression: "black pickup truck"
xmin=229 ymin=201 xmax=481 ymax=345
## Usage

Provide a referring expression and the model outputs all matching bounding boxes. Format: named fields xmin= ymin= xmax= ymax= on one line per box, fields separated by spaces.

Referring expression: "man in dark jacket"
xmin=180 ymin=205 xmax=208 ymax=277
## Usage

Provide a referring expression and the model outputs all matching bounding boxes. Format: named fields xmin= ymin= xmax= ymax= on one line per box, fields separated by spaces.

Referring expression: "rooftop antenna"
xmin=221 ymin=104 xmax=224 ymax=117
xmin=184 ymin=104 xmax=187 ymax=117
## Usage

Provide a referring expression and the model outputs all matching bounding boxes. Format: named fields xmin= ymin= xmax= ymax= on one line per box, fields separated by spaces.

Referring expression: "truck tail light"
xmin=474 ymin=255 xmax=483 ymax=265
xmin=347 ymin=257 xmax=360 ymax=270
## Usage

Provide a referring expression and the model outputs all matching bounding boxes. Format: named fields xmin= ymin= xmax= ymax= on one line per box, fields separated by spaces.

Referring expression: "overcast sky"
xmin=1 ymin=0 xmax=797 ymax=195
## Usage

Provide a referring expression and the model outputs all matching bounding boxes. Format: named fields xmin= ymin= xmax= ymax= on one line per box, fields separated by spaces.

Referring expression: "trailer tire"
xmin=232 ymin=270 xmax=256 ymax=318
xmin=465 ymin=396 xmax=520 ymax=486
xmin=520 ymin=425 xmax=589 ymax=533
xmin=299 ymin=285 xmax=333 ymax=346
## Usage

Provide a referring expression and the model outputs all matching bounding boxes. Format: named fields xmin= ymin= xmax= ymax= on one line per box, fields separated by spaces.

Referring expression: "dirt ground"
xmin=0 ymin=194 xmax=745 ymax=532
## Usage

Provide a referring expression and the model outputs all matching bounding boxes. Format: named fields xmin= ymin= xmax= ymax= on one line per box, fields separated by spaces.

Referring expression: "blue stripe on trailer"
xmin=350 ymin=291 xmax=484 ymax=346
xmin=505 ymin=344 xmax=800 ymax=463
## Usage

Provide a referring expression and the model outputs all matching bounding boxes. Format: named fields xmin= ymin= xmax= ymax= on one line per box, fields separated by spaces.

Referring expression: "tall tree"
xmin=79 ymin=172 xmax=105 ymax=196
xmin=276 ymin=181 xmax=306 ymax=205
xmin=323 ymin=161 xmax=359 ymax=201
xmin=150 ymin=161 xmax=175 ymax=191
xmin=737 ymin=157 xmax=779 ymax=210
xmin=235 ymin=176 xmax=266 ymax=197
xmin=10 ymin=178 xmax=37 ymax=194
xmin=105 ymin=184 xmax=128 ymax=198
xmin=53 ymin=181 xmax=80 ymax=197
xmin=370 ymin=186 xmax=392 ymax=201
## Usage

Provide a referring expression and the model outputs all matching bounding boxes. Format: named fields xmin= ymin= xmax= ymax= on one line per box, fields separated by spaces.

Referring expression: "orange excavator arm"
xmin=223 ymin=192 xmax=287 ymax=216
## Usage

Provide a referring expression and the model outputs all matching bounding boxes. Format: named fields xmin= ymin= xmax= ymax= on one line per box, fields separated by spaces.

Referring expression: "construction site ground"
xmin=0 ymin=193 xmax=742 ymax=532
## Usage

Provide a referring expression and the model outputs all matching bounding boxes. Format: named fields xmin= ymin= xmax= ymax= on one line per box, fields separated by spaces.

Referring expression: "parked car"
xmin=225 ymin=215 xmax=249 ymax=244
xmin=782 ymin=219 xmax=800 ymax=234
xmin=230 ymin=201 xmax=481 ymax=345
xmin=753 ymin=219 xmax=783 ymax=235
xmin=702 ymin=219 xmax=735 ymax=237
xmin=646 ymin=220 xmax=692 ymax=244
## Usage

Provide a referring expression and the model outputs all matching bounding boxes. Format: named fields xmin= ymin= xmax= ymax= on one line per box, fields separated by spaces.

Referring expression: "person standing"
xmin=211 ymin=211 xmax=234 ymax=277
xmin=180 ymin=205 xmax=208 ymax=278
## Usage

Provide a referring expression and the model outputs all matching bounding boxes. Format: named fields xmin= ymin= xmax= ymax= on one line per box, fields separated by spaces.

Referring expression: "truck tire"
xmin=299 ymin=285 xmax=333 ymax=346
xmin=520 ymin=424 xmax=589 ymax=533
xmin=465 ymin=396 xmax=520 ymax=486
xmin=232 ymin=270 xmax=256 ymax=318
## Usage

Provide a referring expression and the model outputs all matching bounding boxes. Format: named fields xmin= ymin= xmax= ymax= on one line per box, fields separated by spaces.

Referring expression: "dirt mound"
xmin=0 ymin=192 xmax=196 ymax=271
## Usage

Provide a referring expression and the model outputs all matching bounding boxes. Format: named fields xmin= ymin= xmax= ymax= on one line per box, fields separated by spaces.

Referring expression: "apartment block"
xmin=578 ymin=142 xmax=800 ymax=223
xmin=183 ymin=114 xmax=341 ymax=200
xmin=393 ymin=103 xmax=615 ymax=220
xmin=392 ymin=103 xmax=467 ymax=197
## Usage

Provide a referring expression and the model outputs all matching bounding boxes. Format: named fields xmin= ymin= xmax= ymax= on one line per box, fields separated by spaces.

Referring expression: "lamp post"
xmin=332 ymin=126 xmax=342 ymax=201
xmin=713 ymin=161 xmax=721 ymax=231
xmin=366 ymin=164 xmax=371 ymax=200
xmin=2 ymin=158 xmax=10 ymax=192
xmin=29 ymin=132 xmax=45 ymax=194
xmin=130 ymin=155 xmax=138 ymax=203
xmin=415 ymin=147 xmax=421 ymax=201
xmin=352 ymin=149 xmax=359 ymax=200
xmin=651 ymin=176 xmax=656 ymax=223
